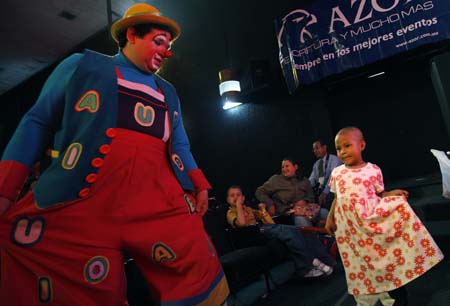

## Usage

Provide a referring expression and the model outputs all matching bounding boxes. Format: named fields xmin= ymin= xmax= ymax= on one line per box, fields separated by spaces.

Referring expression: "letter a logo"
xmin=152 ymin=242 xmax=176 ymax=263
xmin=74 ymin=90 xmax=100 ymax=113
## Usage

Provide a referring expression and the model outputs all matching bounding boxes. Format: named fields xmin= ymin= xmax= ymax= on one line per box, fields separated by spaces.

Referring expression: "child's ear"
xmin=360 ymin=140 xmax=366 ymax=151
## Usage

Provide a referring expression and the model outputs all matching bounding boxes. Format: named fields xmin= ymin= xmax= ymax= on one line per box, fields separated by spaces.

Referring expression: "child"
xmin=227 ymin=185 xmax=335 ymax=278
xmin=326 ymin=127 xmax=444 ymax=306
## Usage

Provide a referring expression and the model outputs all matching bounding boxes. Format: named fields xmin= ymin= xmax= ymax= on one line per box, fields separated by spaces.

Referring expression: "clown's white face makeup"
xmin=124 ymin=27 xmax=172 ymax=73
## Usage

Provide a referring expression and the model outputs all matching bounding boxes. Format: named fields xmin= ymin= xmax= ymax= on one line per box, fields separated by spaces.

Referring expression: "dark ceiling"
xmin=2 ymin=0 xmax=127 ymax=95
xmin=2 ymin=0 xmax=449 ymax=99
xmin=1 ymin=0 xmax=298 ymax=98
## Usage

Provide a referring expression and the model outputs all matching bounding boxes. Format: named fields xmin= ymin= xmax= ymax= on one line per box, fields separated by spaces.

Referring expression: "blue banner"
xmin=275 ymin=0 xmax=450 ymax=93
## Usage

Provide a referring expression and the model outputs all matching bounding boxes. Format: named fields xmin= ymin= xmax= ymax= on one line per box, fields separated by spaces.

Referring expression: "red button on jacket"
xmin=85 ymin=173 xmax=98 ymax=183
xmin=105 ymin=128 xmax=117 ymax=138
xmin=78 ymin=188 xmax=90 ymax=198
xmin=99 ymin=144 xmax=111 ymax=155
xmin=91 ymin=158 xmax=104 ymax=168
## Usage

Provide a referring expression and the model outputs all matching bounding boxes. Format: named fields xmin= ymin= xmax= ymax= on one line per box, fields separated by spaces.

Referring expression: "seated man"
xmin=226 ymin=185 xmax=335 ymax=278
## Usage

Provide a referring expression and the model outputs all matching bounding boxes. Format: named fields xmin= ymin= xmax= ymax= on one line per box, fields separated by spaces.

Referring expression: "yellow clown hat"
xmin=111 ymin=3 xmax=181 ymax=43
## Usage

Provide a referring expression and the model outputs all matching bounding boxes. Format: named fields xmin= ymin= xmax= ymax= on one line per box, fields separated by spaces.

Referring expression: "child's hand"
xmin=234 ymin=195 xmax=245 ymax=206
xmin=383 ymin=189 xmax=409 ymax=198
xmin=325 ymin=215 xmax=337 ymax=236
xmin=267 ymin=205 xmax=276 ymax=216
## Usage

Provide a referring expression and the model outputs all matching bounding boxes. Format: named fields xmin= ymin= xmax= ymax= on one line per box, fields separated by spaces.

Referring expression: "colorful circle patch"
xmin=171 ymin=154 xmax=184 ymax=171
xmin=84 ymin=256 xmax=109 ymax=284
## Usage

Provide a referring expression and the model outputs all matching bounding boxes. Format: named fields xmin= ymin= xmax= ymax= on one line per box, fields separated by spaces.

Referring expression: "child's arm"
xmin=325 ymin=198 xmax=337 ymax=235
xmin=378 ymin=189 xmax=409 ymax=198
xmin=233 ymin=197 xmax=249 ymax=228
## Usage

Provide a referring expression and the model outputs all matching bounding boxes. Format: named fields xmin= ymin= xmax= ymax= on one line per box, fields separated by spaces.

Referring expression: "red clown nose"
xmin=164 ymin=50 xmax=173 ymax=58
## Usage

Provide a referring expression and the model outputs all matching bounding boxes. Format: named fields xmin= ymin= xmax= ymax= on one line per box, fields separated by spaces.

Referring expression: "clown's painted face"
xmin=127 ymin=27 xmax=172 ymax=73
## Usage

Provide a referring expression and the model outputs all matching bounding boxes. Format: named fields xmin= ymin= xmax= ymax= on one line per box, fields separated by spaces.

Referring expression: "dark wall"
xmin=169 ymin=39 xmax=450 ymax=202
xmin=191 ymin=89 xmax=334 ymax=203
xmin=325 ymin=56 xmax=450 ymax=184
xmin=180 ymin=57 xmax=449 ymax=203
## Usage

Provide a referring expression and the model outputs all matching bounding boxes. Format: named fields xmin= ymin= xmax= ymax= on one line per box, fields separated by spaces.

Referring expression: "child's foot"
xmin=303 ymin=267 xmax=324 ymax=278
xmin=313 ymin=258 xmax=333 ymax=275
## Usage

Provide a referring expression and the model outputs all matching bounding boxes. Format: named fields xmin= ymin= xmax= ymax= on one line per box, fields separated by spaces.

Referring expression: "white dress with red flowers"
xmin=329 ymin=163 xmax=444 ymax=296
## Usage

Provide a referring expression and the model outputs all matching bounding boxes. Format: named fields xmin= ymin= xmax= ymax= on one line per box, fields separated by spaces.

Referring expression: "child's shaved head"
xmin=336 ymin=126 xmax=364 ymax=142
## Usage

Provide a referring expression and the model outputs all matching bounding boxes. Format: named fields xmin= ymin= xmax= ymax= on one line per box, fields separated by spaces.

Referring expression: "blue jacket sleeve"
xmin=170 ymin=93 xmax=198 ymax=171
xmin=2 ymin=54 xmax=82 ymax=166
xmin=170 ymin=88 xmax=211 ymax=191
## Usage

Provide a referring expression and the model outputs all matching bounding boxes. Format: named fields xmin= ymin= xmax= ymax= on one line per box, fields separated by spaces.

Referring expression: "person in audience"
xmin=0 ymin=3 xmax=228 ymax=305
xmin=255 ymin=157 xmax=328 ymax=227
xmin=309 ymin=139 xmax=341 ymax=209
xmin=326 ymin=126 xmax=444 ymax=306
xmin=227 ymin=185 xmax=335 ymax=278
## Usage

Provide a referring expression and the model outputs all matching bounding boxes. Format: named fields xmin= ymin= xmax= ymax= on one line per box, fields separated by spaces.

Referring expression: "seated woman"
xmin=226 ymin=185 xmax=335 ymax=278
xmin=255 ymin=157 xmax=328 ymax=227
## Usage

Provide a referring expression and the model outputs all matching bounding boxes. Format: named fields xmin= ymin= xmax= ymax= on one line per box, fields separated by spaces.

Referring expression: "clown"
xmin=0 ymin=3 xmax=229 ymax=305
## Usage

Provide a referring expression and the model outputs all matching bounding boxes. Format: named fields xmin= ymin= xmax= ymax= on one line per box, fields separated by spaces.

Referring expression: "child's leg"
xmin=354 ymin=292 xmax=395 ymax=306
xmin=294 ymin=215 xmax=313 ymax=226
xmin=319 ymin=208 xmax=329 ymax=220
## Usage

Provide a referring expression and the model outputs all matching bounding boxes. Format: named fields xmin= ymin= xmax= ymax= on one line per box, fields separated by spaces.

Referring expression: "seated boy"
xmin=226 ymin=185 xmax=335 ymax=278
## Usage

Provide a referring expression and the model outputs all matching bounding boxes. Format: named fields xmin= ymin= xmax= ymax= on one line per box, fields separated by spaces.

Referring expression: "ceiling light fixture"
xmin=222 ymin=101 xmax=242 ymax=110
xmin=219 ymin=68 xmax=242 ymax=110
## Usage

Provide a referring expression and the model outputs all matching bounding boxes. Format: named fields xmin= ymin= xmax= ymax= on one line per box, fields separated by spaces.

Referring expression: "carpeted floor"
xmin=253 ymin=259 xmax=449 ymax=306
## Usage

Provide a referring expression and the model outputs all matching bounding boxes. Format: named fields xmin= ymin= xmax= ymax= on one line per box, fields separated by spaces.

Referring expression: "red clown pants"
xmin=0 ymin=129 xmax=228 ymax=306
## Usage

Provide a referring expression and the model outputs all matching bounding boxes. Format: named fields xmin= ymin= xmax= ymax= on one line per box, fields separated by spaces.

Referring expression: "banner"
xmin=275 ymin=0 xmax=450 ymax=93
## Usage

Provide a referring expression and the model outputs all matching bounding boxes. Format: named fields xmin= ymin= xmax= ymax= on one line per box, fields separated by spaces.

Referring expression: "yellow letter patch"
xmin=152 ymin=242 xmax=176 ymax=263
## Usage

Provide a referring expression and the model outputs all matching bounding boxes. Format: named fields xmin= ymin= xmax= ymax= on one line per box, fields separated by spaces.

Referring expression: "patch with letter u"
xmin=11 ymin=216 xmax=45 ymax=247
xmin=184 ymin=194 xmax=196 ymax=214
xmin=171 ymin=154 xmax=184 ymax=171
xmin=134 ymin=102 xmax=155 ymax=127
xmin=152 ymin=242 xmax=176 ymax=264
xmin=74 ymin=90 xmax=100 ymax=113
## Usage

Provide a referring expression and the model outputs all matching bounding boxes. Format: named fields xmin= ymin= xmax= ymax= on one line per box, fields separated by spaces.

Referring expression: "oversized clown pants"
xmin=0 ymin=129 xmax=229 ymax=306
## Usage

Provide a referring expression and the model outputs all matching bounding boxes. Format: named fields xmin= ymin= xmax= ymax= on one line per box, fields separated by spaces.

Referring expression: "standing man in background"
xmin=309 ymin=139 xmax=341 ymax=210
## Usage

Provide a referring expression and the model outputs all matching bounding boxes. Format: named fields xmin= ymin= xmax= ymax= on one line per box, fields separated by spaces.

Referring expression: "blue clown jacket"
xmin=0 ymin=50 xmax=210 ymax=208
